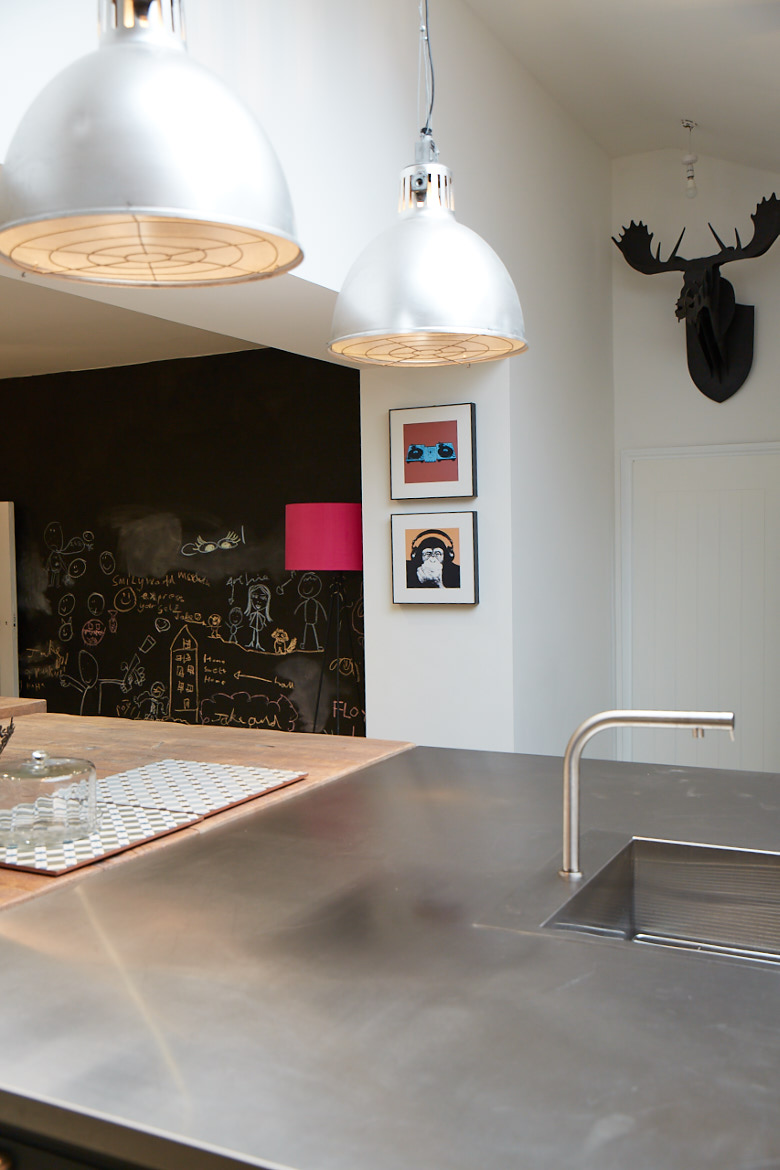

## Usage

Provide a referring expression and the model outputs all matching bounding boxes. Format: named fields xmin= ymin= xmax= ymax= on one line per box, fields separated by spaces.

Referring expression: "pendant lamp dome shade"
xmin=329 ymin=162 xmax=526 ymax=367
xmin=0 ymin=0 xmax=302 ymax=287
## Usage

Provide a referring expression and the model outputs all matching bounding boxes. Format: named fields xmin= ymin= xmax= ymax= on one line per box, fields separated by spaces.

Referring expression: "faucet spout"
xmin=560 ymin=709 xmax=736 ymax=880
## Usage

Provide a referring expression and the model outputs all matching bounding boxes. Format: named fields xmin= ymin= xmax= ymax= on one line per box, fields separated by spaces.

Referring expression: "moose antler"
xmin=613 ymin=196 xmax=780 ymax=276
xmin=705 ymin=193 xmax=780 ymax=265
xmin=612 ymin=221 xmax=688 ymax=275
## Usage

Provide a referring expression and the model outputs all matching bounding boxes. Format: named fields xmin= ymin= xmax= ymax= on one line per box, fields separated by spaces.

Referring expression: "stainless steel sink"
xmin=544 ymin=837 xmax=780 ymax=964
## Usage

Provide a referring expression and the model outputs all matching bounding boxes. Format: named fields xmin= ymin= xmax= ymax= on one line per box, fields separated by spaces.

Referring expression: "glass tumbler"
xmin=0 ymin=750 xmax=99 ymax=848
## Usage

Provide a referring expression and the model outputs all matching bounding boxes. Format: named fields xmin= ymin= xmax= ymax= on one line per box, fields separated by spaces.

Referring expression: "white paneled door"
xmin=623 ymin=446 xmax=780 ymax=772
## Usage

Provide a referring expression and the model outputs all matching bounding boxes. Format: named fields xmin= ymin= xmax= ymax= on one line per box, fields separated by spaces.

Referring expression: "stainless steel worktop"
xmin=0 ymin=746 xmax=779 ymax=1170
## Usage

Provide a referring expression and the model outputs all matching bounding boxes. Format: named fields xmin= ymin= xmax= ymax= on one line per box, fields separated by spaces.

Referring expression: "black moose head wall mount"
xmin=613 ymin=194 xmax=780 ymax=402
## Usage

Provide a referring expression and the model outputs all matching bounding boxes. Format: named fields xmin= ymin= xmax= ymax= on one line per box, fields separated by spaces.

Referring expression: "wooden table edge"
xmin=0 ymin=718 xmax=415 ymax=911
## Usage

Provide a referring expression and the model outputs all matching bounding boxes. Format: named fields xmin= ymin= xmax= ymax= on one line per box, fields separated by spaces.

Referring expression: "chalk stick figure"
xmin=244 ymin=583 xmax=272 ymax=651
xmin=295 ymin=573 xmax=326 ymax=652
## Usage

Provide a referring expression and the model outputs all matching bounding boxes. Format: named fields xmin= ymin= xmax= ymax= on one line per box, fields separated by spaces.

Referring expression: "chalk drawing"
xmin=87 ymin=592 xmax=105 ymax=616
xmin=351 ymin=591 xmax=365 ymax=646
xmin=25 ymin=513 xmax=364 ymax=734
xmin=244 ymin=583 xmax=272 ymax=651
xmin=329 ymin=656 xmax=361 ymax=682
xmin=58 ymin=594 xmax=75 ymax=617
xmin=133 ymin=681 xmax=168 ymax=720
xmin=295 ymin=573 xmax=326 ymax=652
xmin=120 ymin=653 xmax=145 ymax=690
xmin=114 ymin=586 xmax=137 ymax=613
xmin=170 ymin=625 xmax=200 ymax=723
xmin=60 ymin=650 xmax=100 ymax=716
xmin=234 ymin=670 xmax=294 ymax=691
xmin=200 ymin=690 xmax=298 ymax=732
xmin=181 ymin=527 xmax=246 ymax=556
xmin=272 ymin=628 xmax=297 ymax=655
xmin=332 ymin=699 xmax=363 ymax=723
xmin=81 ymin=619 xmax=106 ymax=647
xmin=227 ymin=572 xmax=265 ymax=606
xmin=226 ymin=607 xmax=243 ymax=643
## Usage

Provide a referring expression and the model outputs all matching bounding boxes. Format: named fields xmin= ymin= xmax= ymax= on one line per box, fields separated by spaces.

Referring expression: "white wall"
xmin=0 ymin=0 xmax=616 ymax=755
xmin=613 ymin=150 xmax=780 ymax=450
xmin=361 ymin=362 xmax=516 ymax=751
xmin=612 ymin=151 xmax=780 ymax=756
xmin=508 ymin=87 xmax=615 ymax=754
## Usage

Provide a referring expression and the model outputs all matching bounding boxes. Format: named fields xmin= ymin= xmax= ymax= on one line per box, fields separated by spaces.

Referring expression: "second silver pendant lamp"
xmin=329 ymin=0 xmax=526 ymax=367
xmin=0 ymin=0 xmax=302 ymax=286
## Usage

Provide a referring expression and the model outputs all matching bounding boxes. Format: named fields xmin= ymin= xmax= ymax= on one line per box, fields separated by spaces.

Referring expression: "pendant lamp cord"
xmin=418 ymin=0 xmax=436 ymax=144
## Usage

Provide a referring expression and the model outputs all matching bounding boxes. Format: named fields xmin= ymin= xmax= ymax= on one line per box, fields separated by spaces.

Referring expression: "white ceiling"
xmin=2 ymin=0 xmax=779 ymax=382
xmin=468 ymin=0 xmax=780 ymax=174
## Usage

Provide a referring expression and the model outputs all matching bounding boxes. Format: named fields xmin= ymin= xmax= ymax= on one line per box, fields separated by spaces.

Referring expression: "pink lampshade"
xmin=285 ymin=503 xmax=363 ymax=571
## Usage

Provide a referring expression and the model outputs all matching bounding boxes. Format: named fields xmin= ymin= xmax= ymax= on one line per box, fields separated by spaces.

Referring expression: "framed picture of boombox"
xmin=389 ymin=403 xmax=476 ymax=500
xmin=391 ymin=511 xmax=478 ymax=604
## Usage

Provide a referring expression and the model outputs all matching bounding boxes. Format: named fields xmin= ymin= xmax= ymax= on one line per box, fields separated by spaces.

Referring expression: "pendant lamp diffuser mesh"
xmin=330 ymin=332 xmax=523 ymax=367
xmin=0 ymin=216 xmax=300 ymax=287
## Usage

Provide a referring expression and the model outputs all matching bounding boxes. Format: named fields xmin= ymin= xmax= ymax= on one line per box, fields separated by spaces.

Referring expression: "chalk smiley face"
xmin=81 ymin=619 xmax=106 ymax=647
xmin=114 ymin=586 xmax=137 ymax=613
xmin=87 ymin=592 xmax=105 ymax=616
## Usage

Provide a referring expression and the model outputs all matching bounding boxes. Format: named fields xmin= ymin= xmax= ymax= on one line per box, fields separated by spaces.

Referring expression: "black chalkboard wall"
xmin=0 ymin=347 xmax=364 ymax=735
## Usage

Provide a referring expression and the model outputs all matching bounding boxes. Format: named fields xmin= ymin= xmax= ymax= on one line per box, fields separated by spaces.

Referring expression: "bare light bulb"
xmin=681 ymin=123 xmax=698 ymax=199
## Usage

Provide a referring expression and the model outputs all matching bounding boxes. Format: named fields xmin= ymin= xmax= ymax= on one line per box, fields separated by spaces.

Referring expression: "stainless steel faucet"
xmin=560 ymin=709 xmax=736 ymax=880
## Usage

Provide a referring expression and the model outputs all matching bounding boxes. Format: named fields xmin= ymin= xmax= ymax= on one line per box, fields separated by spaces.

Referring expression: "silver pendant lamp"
xmin=0 ymin=0 xmax=302 ymax=287
xmin=329 ymin=1 xmax=526 ymax=367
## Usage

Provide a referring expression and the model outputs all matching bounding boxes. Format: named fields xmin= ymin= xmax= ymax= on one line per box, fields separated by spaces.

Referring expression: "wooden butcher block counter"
xmin=0 ymin=712 xmax=413 ymax=909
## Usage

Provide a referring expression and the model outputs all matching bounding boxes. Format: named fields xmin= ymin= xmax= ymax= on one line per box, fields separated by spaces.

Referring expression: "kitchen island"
xmin=0 ymin=732 xmax=778 ymax=1169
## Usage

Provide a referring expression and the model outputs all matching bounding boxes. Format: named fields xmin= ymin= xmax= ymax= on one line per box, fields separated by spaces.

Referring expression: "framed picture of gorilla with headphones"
xmin=389 ymin=403 xmax=476 ymax=500
xmin=391 ymin=512 xmax=478 ymax=604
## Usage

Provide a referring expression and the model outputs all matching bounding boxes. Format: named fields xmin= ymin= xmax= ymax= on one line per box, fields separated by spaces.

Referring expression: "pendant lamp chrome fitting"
xmin=99 ymin=0 xmax=185 ymax=42
xmin=410 ymin=169 xmax=429 ymax=195
xmin=411 ymin=129 xmax=440 ymax=198
xmin=401 ymin=163 xmax=454 ymax=214
xmin=415 ymin=128 xmax=439 ymax=165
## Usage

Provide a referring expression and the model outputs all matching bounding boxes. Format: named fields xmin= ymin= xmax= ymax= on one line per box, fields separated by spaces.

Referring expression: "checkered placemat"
xmin=97 ymin=758 xmax=305 ymax=814
xmin=0 ymin=803 xmax=201 ymax=874
xmin=0 ymin=758 xmax=307 ymax=876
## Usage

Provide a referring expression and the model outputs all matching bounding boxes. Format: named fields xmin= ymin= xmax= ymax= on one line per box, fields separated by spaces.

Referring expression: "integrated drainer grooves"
xmin=545 ymin=837 xmax=780 ymax=964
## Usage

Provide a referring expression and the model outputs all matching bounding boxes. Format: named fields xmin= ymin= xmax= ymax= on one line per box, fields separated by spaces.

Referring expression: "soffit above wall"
xmin=0 ymin=266 xmax=260 ymax=380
